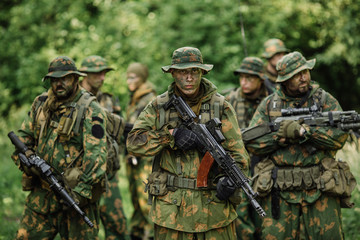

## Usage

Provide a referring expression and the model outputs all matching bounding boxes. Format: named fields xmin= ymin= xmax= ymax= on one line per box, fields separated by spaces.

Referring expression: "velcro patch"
xmin=92 ymin=124 xmax=104 ymax=139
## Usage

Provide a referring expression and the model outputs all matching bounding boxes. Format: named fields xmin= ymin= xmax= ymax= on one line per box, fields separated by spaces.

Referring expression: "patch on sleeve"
xmin=92 ymin=124 xmax=104 ymax=139
xmin=92 ymin=116 xmax=103 ymax=123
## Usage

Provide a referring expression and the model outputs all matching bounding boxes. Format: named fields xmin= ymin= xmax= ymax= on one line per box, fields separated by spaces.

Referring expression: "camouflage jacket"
xmin=264 ymin=63 xmax=278 ymax=94
xmin=12 ymin=87 xmax=107 ymax=214
xmin=246 ymin=81 xmax=348 ymax=203
xmin=127 ymin=78 xmax=249 ymax=232
xmin=225 ymin=86 xmax=267 ymax=129
xmin=126 ymin=81 xmax=156 ymax=124
xmin=97 ymin=90 xmax=122 ymax=116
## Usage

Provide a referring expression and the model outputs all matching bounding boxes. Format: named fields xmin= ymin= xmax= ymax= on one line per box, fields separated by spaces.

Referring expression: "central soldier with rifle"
xmin=127 ymin=46 xmax=259 ymax=239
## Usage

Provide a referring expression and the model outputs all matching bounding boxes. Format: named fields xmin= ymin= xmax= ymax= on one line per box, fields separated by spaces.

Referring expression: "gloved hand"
xmin=277 ymin=120 xmax=304 ymax=139
xmin=173 ymin=128 xmax=201 ymax=150
xmin=216 ymin=177 xmax=236 ymax=201
xmin=62 ymin=191 xmax=88 ymax=210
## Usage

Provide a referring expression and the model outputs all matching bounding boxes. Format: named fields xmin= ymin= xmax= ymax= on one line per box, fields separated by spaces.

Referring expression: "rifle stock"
xmin=8 ymin=131 xmax=94 ymax=228
xmin=165 ymin=95 xmax=266 ymax=217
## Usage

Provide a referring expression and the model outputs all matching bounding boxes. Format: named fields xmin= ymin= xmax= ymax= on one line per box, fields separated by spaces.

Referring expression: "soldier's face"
xmin=85 ymin=71 xmax=107 ymax=91
xmin=284 ymin=69 xmax=311 ymax=96
xmin=239 ymin=73 xmax=262 ymax=96
xmin=50 ymin=75 xmax=77 ymax=100
xmin=171 ymin=68 xmax=202 ymax=97
xmin=127 ymin=73 xmax=143 ymax=92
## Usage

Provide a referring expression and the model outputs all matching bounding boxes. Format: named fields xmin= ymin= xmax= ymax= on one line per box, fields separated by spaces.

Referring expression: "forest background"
xmin=0 ymin=0 xmax=359 ymax=239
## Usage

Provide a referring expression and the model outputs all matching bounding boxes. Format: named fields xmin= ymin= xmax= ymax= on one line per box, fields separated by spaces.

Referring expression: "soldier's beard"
xmin=54 ymin=82 xmax=78 ymax=101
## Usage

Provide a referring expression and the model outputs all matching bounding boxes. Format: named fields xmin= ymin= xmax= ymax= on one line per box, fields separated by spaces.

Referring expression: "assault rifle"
xmin=164 ymin=95 xmax=266 ymax=217
xmin=242 ymin=106 xmax=360 ymax=143
xmin=8 ymin=131 xmax=94 ymax=228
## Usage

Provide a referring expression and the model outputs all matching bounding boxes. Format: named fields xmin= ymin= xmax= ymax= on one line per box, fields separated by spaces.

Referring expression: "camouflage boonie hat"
xmin=79 ymin=55 xmax=114 ymax=73
xmin=233 ymin=57 xmax=266 ymax=81
xmin=276 ymin=51 xmax=316 ymax=83
xmin=42 ymin=56 xmax=86 ymax=81
xmin=161 ymin=47 xmax=213 ymax=74
xmin=262 ymin=38 xmax=290 ymax=59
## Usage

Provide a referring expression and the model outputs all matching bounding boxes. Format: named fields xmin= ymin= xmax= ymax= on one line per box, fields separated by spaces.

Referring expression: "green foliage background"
xmin=1 ymin=0 xmax=360 ymax=239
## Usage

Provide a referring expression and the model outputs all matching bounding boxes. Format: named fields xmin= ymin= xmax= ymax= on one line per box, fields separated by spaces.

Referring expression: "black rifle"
xmin=164 ymin=95 xmax=266 ymax=217
xmin=242 ymin=106 xmax=360 ymax=143
xmin=8 ymin=131 xmax=94 ymax=228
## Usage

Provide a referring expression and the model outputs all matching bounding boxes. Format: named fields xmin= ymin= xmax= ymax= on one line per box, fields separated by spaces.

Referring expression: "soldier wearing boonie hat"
xmin=11 ymin=55 xmax=107 ymax=239
xmin=262 ymin=38 xmax=290 ymax=94
xmin=226 ymin=56 xmax=268 ymax=239
xmin=246 ymin=51 xmax=349 ymax=239
xmin=79 ymin=55 xmax=128 ymax=239
xmin=127 ymin=46 xmax=249 ymax=240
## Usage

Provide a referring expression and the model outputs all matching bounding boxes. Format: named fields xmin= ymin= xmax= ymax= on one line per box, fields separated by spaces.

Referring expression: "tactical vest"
xmin=151 ymin=91 xmax=225 ymax=190
xmin=267 ymin=87 xmax=326 ymax=122
xmin=33 ymin=91 xmax=123 ymax=179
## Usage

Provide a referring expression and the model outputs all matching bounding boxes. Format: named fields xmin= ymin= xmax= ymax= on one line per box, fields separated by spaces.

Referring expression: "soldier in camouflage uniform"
xmin=79 ymin=55 xmax=130 ymax=240
xmin=127 ymin=47 xmax=249 ymax=240
xmin=262 ymin=38 xmax=290 ymax=94
xmin=226 ymin=57 xmax=268 ymax=240
xmin=246 ymin=51 xmax=349 ymax=239
xmin=11 ymin=56 xmax=107 ymax=239
xmin=125 ymin=62 xmax=157 ymax=240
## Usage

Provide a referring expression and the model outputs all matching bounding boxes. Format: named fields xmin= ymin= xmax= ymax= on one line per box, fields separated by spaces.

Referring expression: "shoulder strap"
xmin=312 ymin=88 xmax=326 ymax=111
xmin=268 ymin=93 xmax=282 ymax=121
xmin=73 ymin=92 xmax=97 ymax=135
xmin=157 ymin=92 xmax=170 ymax=129
xmin=33 ymin=93 xmax=49 ymax=141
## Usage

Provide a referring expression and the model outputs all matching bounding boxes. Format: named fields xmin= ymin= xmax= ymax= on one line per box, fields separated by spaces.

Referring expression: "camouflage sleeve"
xmin=11 ymin=97 xmax=39 ymax=167
xmin=246 ymin=97 xmax=282 ymax=155
xmin=301 ymin=92 xmax=348 ymax=150
xmin=73 ymin=101 xmax=107 ymax=199
xmin=221 ymin=100 xmax=249 ymax=171
xmin=127 ymin=100 xmax=175 ymax=157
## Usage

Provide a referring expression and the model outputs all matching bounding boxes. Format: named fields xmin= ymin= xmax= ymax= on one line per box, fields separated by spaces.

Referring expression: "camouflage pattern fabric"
xmin=125 ymin=81 xmax=156 ymax=239
xmin=79 ymin=55 xmax=114 ymax=73
xmin=246 ymin=82 xmax=349 ymax=239
xmin=97 ymin=92 xmax=129 ymax=240
xmin=225 ymin=81 xmax=267 ymax=240
xmin=99 ymin=174 xmax=130 ymax=240
xmin=127 ymin=78 xmax=249 ymax=235
xmin=11 ymin=87 xmax=107 ymax=239
xmin=261 ymin=38 xmax=290 ymax=59
xmin=154 ymin=221 xmax=237 ymax=240
xmin=263 ymin=63 xmax=278 ymax=93
xmin=97 ymin=91 xmax=122 ymax=116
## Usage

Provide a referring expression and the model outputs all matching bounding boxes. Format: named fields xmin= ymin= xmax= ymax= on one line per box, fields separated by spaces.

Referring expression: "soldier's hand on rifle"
xmin=172 ymin=128 xmax=202 ymax=150
xmin=277 ymin=120 xmax=306 ymax=141
xmin=216 ymin=176 xmax=236 ymax=201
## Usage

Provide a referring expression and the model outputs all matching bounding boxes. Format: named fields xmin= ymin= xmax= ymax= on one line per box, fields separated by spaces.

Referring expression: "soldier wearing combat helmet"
xmin=127 ymin=47 xmax=249 ymax=239
xmin=11 ymin=56 xmax=107 ymax=239
xmin=262 ymin=38 xmax=290 ymax=94
xmin=245 ymin=51 xmax=351 ymax=239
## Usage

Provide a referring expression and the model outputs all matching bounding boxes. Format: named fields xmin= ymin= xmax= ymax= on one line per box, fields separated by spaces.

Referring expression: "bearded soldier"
xmin=11 ymin=56 xmax=107 ymax=239
xmin=246 ymin=51 xmax=352 ymax=239
xmin=127 ymin=47 xmax=249 ymax=239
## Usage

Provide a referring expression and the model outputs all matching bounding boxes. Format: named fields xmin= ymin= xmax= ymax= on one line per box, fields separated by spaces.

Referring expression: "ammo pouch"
xmin=146 ymin=171 xmax=169 ymax=196
xmin=319 ymin=158 xmax=357 ymax=200
xmin=276 ymin=165 xmax=320 ymax=191
xmin=57 ymin=107 xmax=78 ymax=140
xmin=252 ymin=157 xmax=275 ymax=197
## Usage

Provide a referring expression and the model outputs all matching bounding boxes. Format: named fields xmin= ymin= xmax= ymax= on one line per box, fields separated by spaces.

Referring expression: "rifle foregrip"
xmin=8 ymin=131 xmax=28 ymax=153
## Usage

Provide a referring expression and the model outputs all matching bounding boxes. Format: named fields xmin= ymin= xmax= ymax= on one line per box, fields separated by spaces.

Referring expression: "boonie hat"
xmin=234 ymin=57 xmax=266 ymax=81
xmin=276 ymin=51 xmax=316 ymax=83
xmin=79 ymin=55 xmax=114 ymax=73
xmin=43 ymin=56 xmax=86 ymax=81
xmin=161 ymin=47 xmax=213 ymax=74
xmin=262 ymin=38 xmax=290 ymax=59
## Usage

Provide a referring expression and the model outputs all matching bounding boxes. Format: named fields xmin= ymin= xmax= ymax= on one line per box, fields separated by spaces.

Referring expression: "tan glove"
xmin=277 ymin=120 xmax=303 ymax=139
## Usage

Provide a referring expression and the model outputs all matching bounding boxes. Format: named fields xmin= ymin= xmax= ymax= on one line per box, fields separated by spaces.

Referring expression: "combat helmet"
xmin=79 ymin=55 xmax=114 ymax=73
xmin=42 ymin=56 xmax=86 ymax=81
xmin=233 ymin=57 xmax=266 ymax=81
xmin=262 ymin=38 xmax=290 ymax=59
xmin=161 ymin=47 xmax=213 ymax=74
xmin=276 ymin=51 xmax=316 ymax=83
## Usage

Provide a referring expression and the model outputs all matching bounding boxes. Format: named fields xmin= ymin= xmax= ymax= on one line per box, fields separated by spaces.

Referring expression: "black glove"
xmin=173 ymin=128 xmax=201 ymax=150
xmin=216 ymin=177 xmax=236 ymax=201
